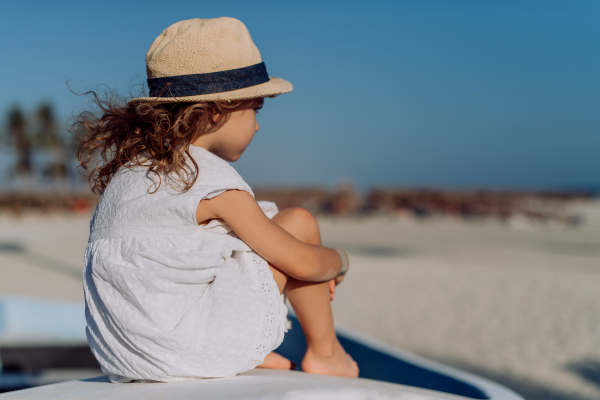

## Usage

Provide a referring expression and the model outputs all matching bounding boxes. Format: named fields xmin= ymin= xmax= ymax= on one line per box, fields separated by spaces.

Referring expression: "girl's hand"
xmin=329 ymin=259 xmax=349 ymax=301
xmin=329 ymin=279 xmax=336 ymax=301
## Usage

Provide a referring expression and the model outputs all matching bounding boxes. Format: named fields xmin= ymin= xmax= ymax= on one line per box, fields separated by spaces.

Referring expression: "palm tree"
xmin=33 ymin=103 xmax=67 ymax=181
xmin=7 ymin=106 xmax=32 ymax=177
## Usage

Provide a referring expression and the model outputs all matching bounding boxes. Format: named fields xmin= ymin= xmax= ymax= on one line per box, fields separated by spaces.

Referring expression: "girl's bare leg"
xmin=257 ymin=207 xmax=358 ymax=378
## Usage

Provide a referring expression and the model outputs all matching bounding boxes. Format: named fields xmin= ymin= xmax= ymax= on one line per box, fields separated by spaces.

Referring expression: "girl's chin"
xmin=221 ymin=153 xmax=243 ymax=162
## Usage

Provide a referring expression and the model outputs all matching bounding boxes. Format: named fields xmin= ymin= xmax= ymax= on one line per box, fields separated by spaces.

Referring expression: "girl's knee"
xmin=286 ymin=206 xmax=316 ymax=224
xmin=274 ymin=207 xmax=321 ymax=245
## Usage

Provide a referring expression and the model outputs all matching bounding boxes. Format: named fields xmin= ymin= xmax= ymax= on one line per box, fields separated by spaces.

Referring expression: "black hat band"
xmin=148 ymin=62 xmax=269 ymax=98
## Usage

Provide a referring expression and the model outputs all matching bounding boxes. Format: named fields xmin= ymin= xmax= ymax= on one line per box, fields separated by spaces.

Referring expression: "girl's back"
xmin=85 ymin=145 xmax=287 ymax=382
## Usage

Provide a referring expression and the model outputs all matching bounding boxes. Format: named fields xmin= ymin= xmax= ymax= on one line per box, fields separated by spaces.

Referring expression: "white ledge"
xmin=2 ymin=369 xmax=472 ymax=400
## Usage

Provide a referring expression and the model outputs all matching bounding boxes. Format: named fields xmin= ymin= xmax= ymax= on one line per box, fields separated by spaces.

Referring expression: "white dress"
xmin=83 ymin=145 xmax=289 ymax=383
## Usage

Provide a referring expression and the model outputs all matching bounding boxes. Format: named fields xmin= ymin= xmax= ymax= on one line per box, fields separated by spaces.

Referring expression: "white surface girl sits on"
xmin=76 ymin=17 xmax=358 ymax=383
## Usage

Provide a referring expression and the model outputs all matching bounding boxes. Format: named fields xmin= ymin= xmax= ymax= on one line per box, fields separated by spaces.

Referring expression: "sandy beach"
xmin=321 ymin=215 xmax=600 ymax=400
xmin=1 ymin=211 xmax=599 ymax=400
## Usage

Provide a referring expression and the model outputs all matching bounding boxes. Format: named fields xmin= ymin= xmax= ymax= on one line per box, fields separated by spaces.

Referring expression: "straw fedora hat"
xmin=130 ymin=17 xmax=292 ymax=103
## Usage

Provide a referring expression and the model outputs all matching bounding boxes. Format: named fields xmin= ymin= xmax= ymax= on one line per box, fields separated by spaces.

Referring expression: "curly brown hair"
xmin=73 ymin=90 xmax=258 ymax=195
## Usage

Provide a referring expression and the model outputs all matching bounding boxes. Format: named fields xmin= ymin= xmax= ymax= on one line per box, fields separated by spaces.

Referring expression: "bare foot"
xmin=301 ymin=339 xmax=359 ymax=378
xmin=257 ymin=351 xmax=296 ymax=370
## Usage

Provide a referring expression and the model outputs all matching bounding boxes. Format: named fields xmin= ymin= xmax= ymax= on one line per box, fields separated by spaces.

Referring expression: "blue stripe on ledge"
xmin=277 ymin=315 xmax=489 ymax=399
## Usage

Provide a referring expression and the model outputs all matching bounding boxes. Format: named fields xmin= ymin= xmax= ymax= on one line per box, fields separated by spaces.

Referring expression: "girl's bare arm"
xmin=196 ymin=190 xmax=342 ymax=282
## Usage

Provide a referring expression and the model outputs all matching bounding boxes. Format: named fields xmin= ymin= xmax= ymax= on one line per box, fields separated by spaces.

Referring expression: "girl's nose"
xmin=255 ymin=121 xmax=259 ymax=132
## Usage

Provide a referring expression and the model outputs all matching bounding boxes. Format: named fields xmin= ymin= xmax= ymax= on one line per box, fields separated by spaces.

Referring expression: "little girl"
xmin=77 ymin=17 xmax=359 ymax=383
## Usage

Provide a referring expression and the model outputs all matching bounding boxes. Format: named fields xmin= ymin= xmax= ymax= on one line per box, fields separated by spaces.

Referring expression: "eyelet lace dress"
xmin=83 ymin=145 xmax=289 ymax=383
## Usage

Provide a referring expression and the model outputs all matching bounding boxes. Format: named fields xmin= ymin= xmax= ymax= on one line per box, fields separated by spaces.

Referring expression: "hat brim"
xmin=129 ymin=77 xmax=292 ymax=104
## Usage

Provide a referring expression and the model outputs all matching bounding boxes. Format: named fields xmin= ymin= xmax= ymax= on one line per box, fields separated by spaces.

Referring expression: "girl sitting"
xmin=76 ymin=17 xmax=358 ymax=383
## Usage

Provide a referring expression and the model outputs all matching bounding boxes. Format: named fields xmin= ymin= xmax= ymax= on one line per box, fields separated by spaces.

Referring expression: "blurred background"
xmin=0 ymin=1 xmax=599 ymax=399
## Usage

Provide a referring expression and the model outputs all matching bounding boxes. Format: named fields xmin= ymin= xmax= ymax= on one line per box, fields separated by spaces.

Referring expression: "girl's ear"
xmin=212 ymin=111 xmax=222 ymax=123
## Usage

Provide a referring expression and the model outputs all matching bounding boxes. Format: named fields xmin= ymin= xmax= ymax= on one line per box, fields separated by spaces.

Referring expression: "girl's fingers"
xmin=329 ymin=279 xmax=336 ymax=301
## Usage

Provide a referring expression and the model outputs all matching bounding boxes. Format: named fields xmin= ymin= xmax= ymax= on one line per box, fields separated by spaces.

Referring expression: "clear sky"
xmin=1 ymin=0 xmax=598 ymax=190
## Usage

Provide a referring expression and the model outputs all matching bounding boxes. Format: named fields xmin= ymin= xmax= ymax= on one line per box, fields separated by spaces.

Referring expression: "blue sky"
xmin=1 ymin=0 xmax=598 ymax=190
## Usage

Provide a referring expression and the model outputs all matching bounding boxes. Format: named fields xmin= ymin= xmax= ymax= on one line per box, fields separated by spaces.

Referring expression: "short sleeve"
xmin=182 ymin=147 xmax=255 ymax=227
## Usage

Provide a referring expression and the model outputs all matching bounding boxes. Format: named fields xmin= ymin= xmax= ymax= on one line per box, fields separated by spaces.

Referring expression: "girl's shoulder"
xmin=187 ymin=145 xmax=254 ymax=197
xmin=106 ymin=146 xmax=252 ymax=196
xmin=90 ymin=146 xmax=255 ymax=233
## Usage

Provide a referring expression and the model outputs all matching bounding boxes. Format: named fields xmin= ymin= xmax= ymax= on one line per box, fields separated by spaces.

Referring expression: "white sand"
xmin=321 ymin=216 xmax=600 ymax=400
xmin=0 ymin=214 xmax=87 ymax=301
xmin=1 ymin=213 xmax=599 ymax=400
